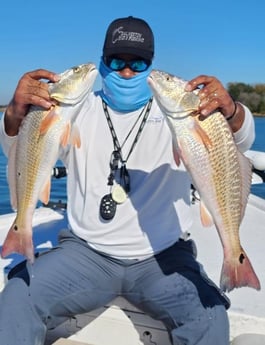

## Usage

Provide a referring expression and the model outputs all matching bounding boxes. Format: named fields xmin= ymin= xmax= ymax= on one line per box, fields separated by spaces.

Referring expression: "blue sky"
xmin=0 ymin=0 xmax=264 ymax=104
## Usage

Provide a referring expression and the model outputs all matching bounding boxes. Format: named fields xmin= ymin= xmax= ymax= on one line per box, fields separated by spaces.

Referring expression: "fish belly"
xmin=168 ymin=113 xmax=260 ymax=291
xmin=3 ymin=108 xmax=66 ymax=262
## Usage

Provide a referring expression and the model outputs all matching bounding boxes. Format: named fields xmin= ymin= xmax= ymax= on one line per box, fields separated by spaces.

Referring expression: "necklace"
xmin=100 ymin=98 xmax=153 ymax=220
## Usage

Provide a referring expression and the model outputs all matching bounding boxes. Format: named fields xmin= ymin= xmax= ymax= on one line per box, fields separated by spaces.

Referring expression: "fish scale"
xmin=148 ymin=69 xmax=260 ymax=292
xmin=2 ymin=63 xmax=98 ymax=263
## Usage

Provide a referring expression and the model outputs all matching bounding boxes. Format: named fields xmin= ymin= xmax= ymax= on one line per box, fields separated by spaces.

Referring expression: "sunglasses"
xmin=105 ymin=57 xmax=150 ymax=72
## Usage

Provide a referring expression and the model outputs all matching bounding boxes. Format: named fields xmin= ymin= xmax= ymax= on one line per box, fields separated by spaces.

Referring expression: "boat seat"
xmin=231 ymin=333 xmax=265 ymax=345
xmin=52 ymin=340 xmax=92 ymax=345
xmin=46 ymin=297 xmax=171 ymax=345
xmin=53 ymin=335 xmax=265 ymax=345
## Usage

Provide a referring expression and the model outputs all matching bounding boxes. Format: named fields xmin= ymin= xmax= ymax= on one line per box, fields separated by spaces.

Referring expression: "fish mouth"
xmin=147 ymin=74 xmax=155 ymax=86
xmin=147 ymin=75 xmax=193 ymax=119
xmin=87 ymin=64 xmax=97 ymax=72
xmin=147 ymin=74 xmax=164 ymax=99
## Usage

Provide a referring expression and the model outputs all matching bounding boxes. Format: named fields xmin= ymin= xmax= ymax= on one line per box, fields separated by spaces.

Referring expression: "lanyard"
xmin=102 ymin=98 xmax=153 ymax=164
xmin=102 ymin=98 xmax=153 ymax=193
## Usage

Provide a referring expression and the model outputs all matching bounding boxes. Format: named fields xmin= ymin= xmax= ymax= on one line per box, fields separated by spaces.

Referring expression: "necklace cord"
xmin=102 ymin=98 xmax=153 ymax=193
xmin=102 ymin=97 xmax=153 ymax=163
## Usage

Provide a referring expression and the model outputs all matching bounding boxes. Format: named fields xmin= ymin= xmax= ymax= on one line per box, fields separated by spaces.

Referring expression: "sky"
xmin=0 ymin=0 xmax=264 ymax=104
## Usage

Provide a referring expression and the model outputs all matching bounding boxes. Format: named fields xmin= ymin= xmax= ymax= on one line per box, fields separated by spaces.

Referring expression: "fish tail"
xmin=1 ymin=220 xmax=34 ymax=263
xmin=220 ymin=249 xmax=261 ymax=292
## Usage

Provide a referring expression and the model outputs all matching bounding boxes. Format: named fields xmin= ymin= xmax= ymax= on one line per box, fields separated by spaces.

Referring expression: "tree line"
xmin=227 ymin=82 xmax=265 ymax=114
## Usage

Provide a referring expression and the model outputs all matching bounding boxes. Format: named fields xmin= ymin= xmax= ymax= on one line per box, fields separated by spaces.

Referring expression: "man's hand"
xmin=5 ymin=69 xmax=59 ymax=136
xmin=185 ymin=75 xmax=244 ymax=131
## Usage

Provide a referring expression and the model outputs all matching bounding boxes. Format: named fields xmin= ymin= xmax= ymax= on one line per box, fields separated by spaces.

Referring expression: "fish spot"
xmin=239 ymin=253 xmax=245 ymax=264
xmin=13 ymin=225 xmax=18 ymax=231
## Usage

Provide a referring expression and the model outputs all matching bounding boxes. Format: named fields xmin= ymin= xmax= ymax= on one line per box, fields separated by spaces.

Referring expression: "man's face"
xmin=104 ymin=54 xmax=151 ymax=79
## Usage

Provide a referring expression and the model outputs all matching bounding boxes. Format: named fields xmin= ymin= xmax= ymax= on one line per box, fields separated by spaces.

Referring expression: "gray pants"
xmin=0 ymin=230 xmax=230 ymax=345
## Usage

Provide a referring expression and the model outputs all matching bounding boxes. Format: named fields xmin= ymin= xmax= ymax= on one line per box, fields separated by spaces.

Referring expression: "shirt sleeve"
xmin=233 ymin=104 xmax=255 ymax=153
xmin=0 ymin=112 xmax=17 ymax=157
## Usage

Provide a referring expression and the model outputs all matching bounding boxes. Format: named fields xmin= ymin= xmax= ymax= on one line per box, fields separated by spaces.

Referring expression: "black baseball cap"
xmin=103 ymin=16 xmax=154 ymax=61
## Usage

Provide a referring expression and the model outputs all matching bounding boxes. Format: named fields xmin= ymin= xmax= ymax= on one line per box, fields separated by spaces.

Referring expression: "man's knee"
xmin=170 ymin=305 xmax=229 ymax=345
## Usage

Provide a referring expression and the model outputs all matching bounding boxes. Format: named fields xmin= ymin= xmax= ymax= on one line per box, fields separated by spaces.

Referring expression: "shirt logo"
xmin=112 ymin=26 xmax=144 ymax=44
xmin=147 ymin=114 xmax=164 ymax=124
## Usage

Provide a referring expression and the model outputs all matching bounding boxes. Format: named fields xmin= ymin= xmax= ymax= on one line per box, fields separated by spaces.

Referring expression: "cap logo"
xmin=112 ymin=26 xmax=144 ymax=44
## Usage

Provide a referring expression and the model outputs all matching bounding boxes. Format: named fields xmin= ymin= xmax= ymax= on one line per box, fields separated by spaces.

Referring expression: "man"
xmin=0 ymin=16 xmax=255 ymax=345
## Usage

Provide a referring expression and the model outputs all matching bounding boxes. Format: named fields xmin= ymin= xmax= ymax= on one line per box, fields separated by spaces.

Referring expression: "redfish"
xmin=2 ymin=63 xmax=97 ymax=263
xmin=148 ymin=70 xmax=260 ymax=292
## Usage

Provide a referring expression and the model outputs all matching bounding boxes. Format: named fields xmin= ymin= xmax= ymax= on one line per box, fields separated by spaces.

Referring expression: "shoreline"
xmin=253 ymin=113 xmax=265 ymax=117
xmin=0 ymin=107 xmax=264 ymax=117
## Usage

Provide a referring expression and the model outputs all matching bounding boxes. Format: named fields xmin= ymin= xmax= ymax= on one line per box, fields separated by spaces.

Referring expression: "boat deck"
xmin=0 ymin=193 xmax=265 ymax=344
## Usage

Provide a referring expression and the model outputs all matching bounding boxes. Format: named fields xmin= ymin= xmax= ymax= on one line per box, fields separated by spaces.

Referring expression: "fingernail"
xmin=41 ymin=100 xmax=52 ymax=109
xmin=53 ymin=74 xmax=60 ymax=82
xmin=185 ymin=83 xmax=192 ymax=91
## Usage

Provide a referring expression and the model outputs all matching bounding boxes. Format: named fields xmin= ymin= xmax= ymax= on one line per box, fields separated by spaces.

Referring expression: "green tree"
xmin=227 ymin=82 xmax=265 ymax=114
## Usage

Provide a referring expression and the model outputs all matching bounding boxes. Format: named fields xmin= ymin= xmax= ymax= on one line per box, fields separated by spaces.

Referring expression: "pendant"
xmin=100 ymin=194 xmax=117 ymax=220
xmin=112 ymin=184 xmax=127 ymax=204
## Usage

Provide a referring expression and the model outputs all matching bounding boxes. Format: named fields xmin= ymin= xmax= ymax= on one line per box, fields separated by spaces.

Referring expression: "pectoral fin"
xmin=39 ymin=178 xmax=51 ymax=205
xmin=200 ymin=200 xmax=214 ymax=227
xmin=69 ymin=124 xmax=81 ymax=148
xmin=39 ymin=108 xmax=60 ymax=135
xmin=60 ymin=122 xmax=71 ymax=147
xmin=193 ymin=120 xmax=212 ymax=150
xmin=60 ymin=123 xmax=81 ymax=148
xmin=172 ymin=142 xmax=181 ymax=166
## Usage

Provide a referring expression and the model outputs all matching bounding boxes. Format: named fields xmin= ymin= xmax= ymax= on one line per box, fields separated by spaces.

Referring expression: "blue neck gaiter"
xmin=99 ymin=58 xmax=152 ymax=112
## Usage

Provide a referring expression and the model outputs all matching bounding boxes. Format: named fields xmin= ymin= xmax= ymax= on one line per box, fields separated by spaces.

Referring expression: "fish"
xmin=2 ymin=63 xmax=98 ymax=263
xmin=148 ymin=69 xmax=260 ymax=292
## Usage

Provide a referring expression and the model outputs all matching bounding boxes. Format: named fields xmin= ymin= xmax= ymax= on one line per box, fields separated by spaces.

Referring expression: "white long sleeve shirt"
xmin=0 ymin=95 xmax=255 ymax=259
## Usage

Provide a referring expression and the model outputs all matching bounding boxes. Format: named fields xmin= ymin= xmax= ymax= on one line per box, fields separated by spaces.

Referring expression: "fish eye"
xmin=72 ymin=66 xmax=80 ymax=73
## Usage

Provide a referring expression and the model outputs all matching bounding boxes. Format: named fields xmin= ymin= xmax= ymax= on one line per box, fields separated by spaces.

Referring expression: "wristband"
xmin=226 ymin=101 xmax=237 ymax=121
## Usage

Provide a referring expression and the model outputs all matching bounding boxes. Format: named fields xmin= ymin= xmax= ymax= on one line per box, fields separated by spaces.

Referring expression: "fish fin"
xmin=220 ymin=248 xmax=261 ymax=292
xmin=60 ymin=123 xmax=81 ymax=148
xmin=7 ymin=141 xmax=18 ymax=210
xmin=200 ymin=200 xmax=214 ymax=227
xmin=70 ymin=124 xmax=81 ymax=148
xmin=172 ymin=143 xmax=181 ymax=166
xmin=60 ymin=122 xmax=71 ymax=147
xmin=1 ymin=219 xmax=34 ymax=263
xmin=238 ymin=151 xmax=253 ymax=221
xmin=176 ymin=120 xmax=212 ymax=156
xmin=39 ymin=108 xmax=60 ymax=135
xmin=39 ymin=178 xmax=51 ymax=205
xmin=193 ymin=119 xmax=212 ymax=150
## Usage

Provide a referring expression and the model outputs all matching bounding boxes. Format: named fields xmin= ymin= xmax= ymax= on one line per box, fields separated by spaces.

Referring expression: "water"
xmin=0 ymin=112 xmax=67 ymax=215
xmin=248 ymin=117 xmax=265 ymax=199
xmin=0 ymin=112 xmax=265 ymax=215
